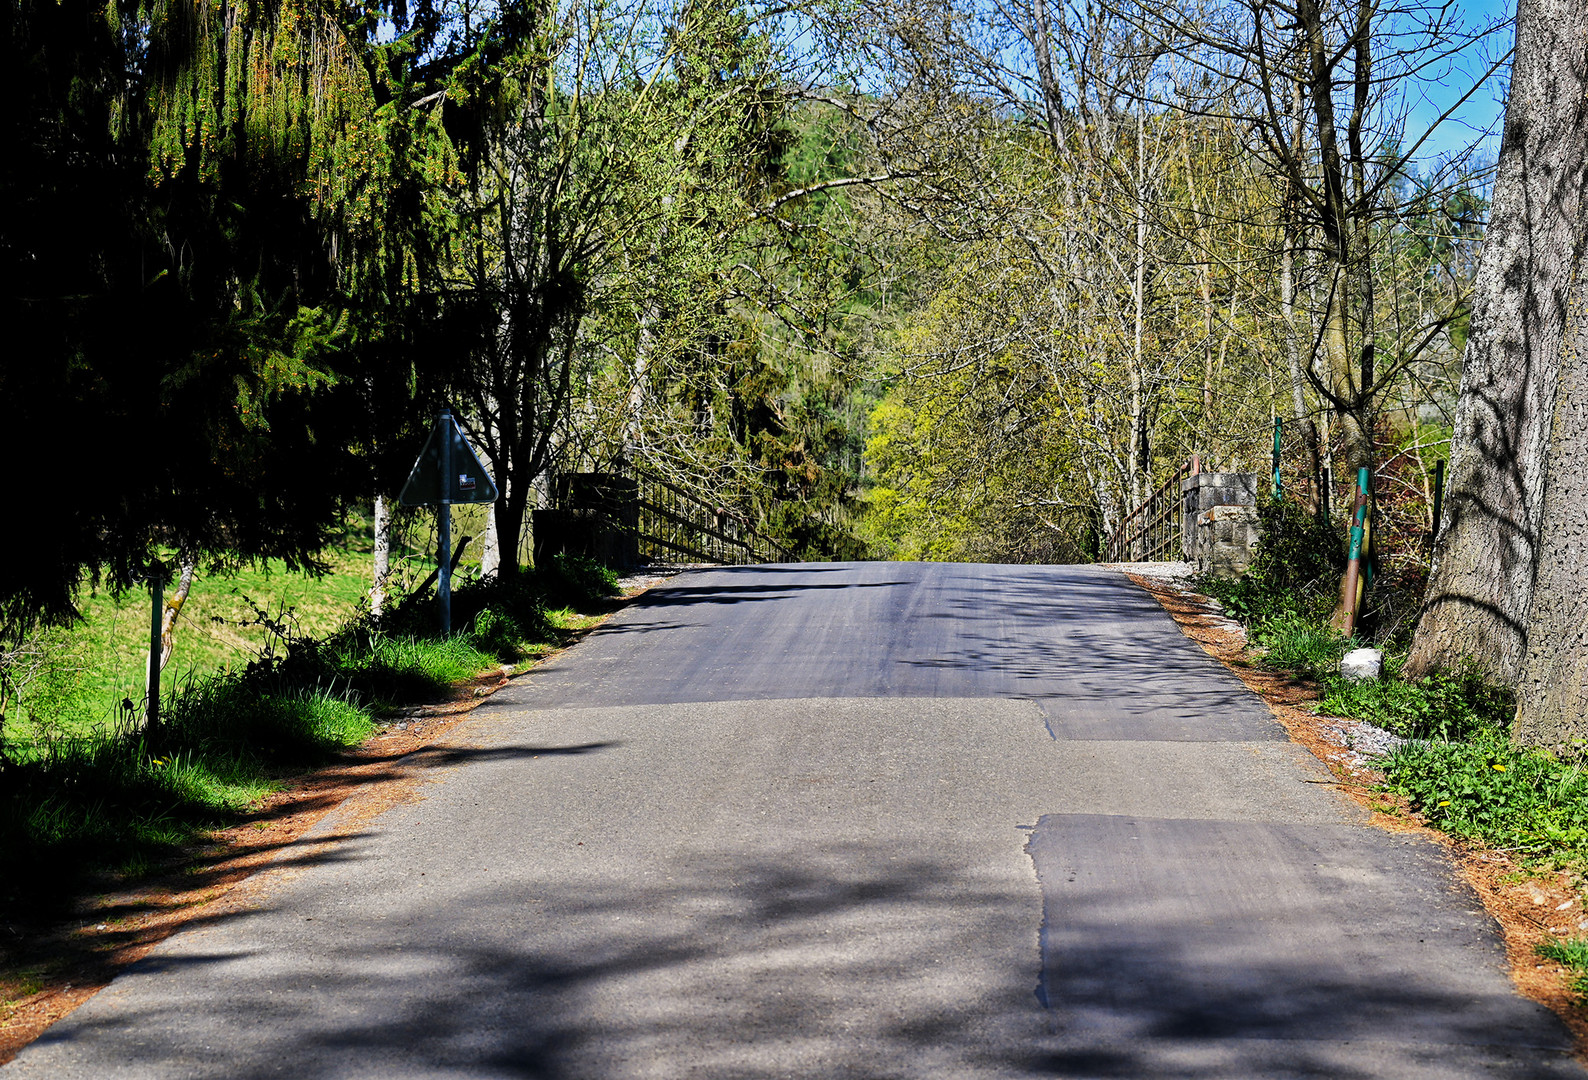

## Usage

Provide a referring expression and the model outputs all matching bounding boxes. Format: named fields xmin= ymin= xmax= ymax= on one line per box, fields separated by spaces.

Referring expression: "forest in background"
xmin=1 ymin=0 xmax=1529 ymax=730
xmin=1 ymin=0 xmax=1510 ymax=617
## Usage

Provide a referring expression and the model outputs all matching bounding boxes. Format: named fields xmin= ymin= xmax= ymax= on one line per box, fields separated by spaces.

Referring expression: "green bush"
xmin=1318 ymin=660 xmax=1513 ymax=739
xmin=1249 ymin=496 xmax=1347 ymax=592
xmin=1383 ymin=729 xmax=1588 ymax=868
xmin=1195 ymin=497 xmax=1343 ymax=627
xmin=468 ymin=607 xmax=524 ymax=661
xmin=540 ymin=553 xmax=622 ymax=605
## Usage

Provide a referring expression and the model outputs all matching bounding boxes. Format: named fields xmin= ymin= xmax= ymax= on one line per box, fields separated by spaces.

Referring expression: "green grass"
xmin=1249 ymin=614 xmax=1351 ymax=681
xmin=1537 ymin=938 xmax=1588 ymax=999
xmin=0 ymin=547 xmax=630 ymax=914
xmin=9 ymin=547 xmax=379 ymax=745
xmin=321 ymin=633 xmax=501 ymax=709
xmin=1318 ymin=660 xmax=1513 ymax=740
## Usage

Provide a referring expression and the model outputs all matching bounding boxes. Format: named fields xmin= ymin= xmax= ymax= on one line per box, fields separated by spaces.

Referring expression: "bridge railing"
xmin=542 ymin=462 xmax=794 ymax=567
xmin=1102 ymin=458 xmax=1197 ymax=563
xmin=627 ymin=466 xmax=794 ymax=566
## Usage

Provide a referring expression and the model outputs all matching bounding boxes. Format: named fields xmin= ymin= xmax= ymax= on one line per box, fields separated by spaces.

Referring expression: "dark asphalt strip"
xmin=1025 ymin=813 xmax=1577 ymax=1078
xmin=506 ymin=561 xmax=1283 ymax=741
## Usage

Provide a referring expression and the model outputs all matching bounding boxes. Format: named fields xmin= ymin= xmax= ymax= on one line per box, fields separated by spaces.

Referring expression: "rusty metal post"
xmin=1338 ymin=468 xmax=1370 ymax=638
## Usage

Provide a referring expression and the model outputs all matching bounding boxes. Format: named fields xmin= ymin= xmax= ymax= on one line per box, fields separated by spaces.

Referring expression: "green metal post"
xmin=438 ymin=410 xmax=452 ymax=636
xmin=1339 ymin=472 xmax=1370 ymax=638
xmin=1273 ymin=416 xmax=1283 ymax=500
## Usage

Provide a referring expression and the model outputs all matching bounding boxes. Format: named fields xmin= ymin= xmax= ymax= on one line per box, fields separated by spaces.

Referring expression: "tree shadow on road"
xmin=20 ymin=833 xmax=1584 ymax=1080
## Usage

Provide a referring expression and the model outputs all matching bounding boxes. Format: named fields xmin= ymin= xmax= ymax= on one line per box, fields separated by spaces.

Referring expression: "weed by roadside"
xmin=1537 ymin=939 xmax=1588 ymax=1000
xmin=1247 ymin=614 xmax=1349 ymax=681
xmin=1382 ymin=729 xmax=1588 ymax=867
xmin=1319 ymin=660 xmax=1513 ymax=740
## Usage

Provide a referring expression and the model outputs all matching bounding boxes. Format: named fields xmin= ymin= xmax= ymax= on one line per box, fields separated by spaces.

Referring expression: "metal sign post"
xmin=438 ymin=419 xmax=452 ymax=635
xmin=398 ymin=409 xmax=498 ymax=636
xmin=1272 ymin=416 xmax=1283 ymax=501
xmin=145 ymin=561 xmax=165 ymax=734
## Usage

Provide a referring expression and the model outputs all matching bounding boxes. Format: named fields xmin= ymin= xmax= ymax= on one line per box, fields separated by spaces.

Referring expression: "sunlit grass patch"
xmin=0 ymin=550 xmax=626 ymax=912
xmin=1537 ymin=938 xmax=1588 ymax=998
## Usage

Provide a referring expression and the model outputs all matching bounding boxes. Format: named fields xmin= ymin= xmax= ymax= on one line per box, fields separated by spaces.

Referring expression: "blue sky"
xmin=1401 ymin=0 xmax=1516 ymax=169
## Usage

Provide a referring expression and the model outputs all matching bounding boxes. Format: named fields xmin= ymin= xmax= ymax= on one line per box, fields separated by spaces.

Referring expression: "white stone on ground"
xmin=1341 ymin=648 xmax=1384 ymax=682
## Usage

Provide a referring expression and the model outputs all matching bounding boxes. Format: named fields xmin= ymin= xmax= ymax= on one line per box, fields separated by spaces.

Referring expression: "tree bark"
xmin=481 ymin=501 xmax=501 ymax=579
xmin=1405 ymin=0 xmax=1588 ymax=682
xmin=158 ymin=558 xmax=196 ymax=672
xmin=1515 ymin=267 xmax=1588 ymax=744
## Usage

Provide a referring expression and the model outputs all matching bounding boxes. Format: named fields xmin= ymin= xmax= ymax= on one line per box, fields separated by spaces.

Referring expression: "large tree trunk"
xmin=1405 ymin=0 xmax=1588 ymax=682
xmin=1515 ymin=267 xmax=1588 ymax=744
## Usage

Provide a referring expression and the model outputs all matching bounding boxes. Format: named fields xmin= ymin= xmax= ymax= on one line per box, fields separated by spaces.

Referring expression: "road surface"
xmin=9 ymin=562 xmax=1582 ymax=1078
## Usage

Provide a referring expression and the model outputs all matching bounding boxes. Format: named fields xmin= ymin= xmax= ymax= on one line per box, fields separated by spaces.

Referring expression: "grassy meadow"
xmin=0 ymin=507 xmax=618 ymax=911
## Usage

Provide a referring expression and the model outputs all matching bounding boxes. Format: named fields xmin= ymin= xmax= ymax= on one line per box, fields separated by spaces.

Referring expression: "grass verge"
xmin=0 ymin=553 xmax=624 ymax=917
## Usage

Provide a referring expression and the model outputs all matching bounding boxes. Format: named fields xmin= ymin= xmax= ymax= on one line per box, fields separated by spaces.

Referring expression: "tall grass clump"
xmin=323 ymin=633 xmax=499 ymax=706
xmin=1248 ymin=614 xmax=1351 ymax=681
xmin=1536 ymin=939 xmax=1588 ymax=1000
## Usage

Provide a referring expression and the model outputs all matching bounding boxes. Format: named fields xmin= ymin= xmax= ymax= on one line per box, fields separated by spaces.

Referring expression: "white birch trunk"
xmin=372 ymin=495 xmax=391 ymax=617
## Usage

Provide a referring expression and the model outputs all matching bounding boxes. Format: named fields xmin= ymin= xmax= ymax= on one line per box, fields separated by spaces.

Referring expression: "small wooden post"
xmin=145 ymin=562 xmax=165 ymax=734
xmin=372 ymin=494 xmax=390 ymax=616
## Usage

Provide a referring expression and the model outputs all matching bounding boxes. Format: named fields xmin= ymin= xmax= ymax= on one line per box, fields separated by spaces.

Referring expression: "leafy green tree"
xmin=1 ymin=0 xmax=456 ymax=633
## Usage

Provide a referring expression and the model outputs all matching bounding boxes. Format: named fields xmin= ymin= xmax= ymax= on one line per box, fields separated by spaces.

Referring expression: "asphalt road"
xmin=9 ymin=562 xmax=1583 ymax=1078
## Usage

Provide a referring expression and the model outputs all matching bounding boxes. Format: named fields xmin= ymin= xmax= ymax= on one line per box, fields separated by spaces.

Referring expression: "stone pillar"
xmin=1181 ymin=472 xmax=1261 ymax=575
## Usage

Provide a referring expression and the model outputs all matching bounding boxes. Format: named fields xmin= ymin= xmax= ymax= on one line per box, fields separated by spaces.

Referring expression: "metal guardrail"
xmin=629 ymin=467 xmax=794 ymax=565
xmin=547 ymin=462 xmax=795 ymax=566
xmin=1103 ymin=458 xmax=1197 ymax=563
